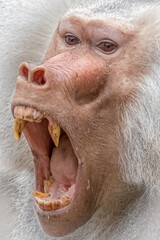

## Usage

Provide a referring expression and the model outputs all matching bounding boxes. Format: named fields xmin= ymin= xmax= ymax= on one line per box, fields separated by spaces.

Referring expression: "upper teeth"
xmin=14 ymin=106 xmax=61 ymax=147
xmin=14 ymin=106 xmax=44 ymax=123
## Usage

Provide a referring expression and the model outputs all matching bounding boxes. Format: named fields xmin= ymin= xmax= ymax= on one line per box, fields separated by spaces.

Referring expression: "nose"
xmin=19 ymin=62 xmax=46 ymax=85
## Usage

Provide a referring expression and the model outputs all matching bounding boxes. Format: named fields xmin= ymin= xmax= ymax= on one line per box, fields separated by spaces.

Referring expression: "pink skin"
xmin=11 ymin=13 xmax=151 ymax=237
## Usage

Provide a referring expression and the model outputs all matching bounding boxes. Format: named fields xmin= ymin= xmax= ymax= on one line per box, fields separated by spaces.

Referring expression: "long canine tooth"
xmin=48 ymin=123 xmax=61 ymax=147
xmin=14 ymin=119 xmax=27 ymax=141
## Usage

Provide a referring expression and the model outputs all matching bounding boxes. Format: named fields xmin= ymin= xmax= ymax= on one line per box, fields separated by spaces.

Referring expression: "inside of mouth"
xmin=23 ymin=118 xmax=78 ymax=212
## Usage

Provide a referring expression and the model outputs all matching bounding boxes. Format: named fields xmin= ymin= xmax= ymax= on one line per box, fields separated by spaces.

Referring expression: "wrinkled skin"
xmin=11 ymin=12 xmax=155 ymax=237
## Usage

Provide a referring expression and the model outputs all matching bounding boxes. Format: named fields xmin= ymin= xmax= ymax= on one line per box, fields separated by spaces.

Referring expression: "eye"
xmin=97 ymin=40 xmax=118 ymax=54
xmin=65 ymin=35 xmax=80 ymax=46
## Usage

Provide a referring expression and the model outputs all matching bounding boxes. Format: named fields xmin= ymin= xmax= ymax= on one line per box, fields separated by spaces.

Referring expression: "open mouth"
xmin=13 ymin=106 xmax=78 ymax=213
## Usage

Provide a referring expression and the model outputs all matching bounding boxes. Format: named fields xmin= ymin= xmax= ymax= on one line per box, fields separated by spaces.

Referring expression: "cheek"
xmin=74 ymin=64 xmax=107 ymax=105
xmin=105 ymin=60 xmax=139 ymax=99
xmin=120 ymin=78 xmax=133 ymax=91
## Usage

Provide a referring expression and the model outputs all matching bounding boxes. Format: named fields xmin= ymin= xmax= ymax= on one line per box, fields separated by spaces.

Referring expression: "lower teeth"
xmin=33 ymin=193 xmax=71 ymax=211
xmin=33 ymin=178 xmax=71 ymax=211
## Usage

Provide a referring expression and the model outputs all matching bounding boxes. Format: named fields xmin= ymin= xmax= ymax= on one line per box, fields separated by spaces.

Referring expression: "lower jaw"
xmin=33 ymin=185 xmax=79 ymax=237
xmin=33 ymin=179 xmax=75 ymax=212
xmin=34 ymin=201 xmax=80 ymax=237
xmin=33 ymin=168 xmax=94 ymax=238
xmin=34 ymin=185 xmax=81 ymax=238
xmin=33 ymin=163 xmax=81 ymax=216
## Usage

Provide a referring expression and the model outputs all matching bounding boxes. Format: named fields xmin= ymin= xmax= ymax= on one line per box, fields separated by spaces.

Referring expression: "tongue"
xmin=50 ymin=135 xmax=78 ymax=187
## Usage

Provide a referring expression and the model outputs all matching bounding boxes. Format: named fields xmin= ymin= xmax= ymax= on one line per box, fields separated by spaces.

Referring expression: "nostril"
xmin=33 ymin=70 xmax=46 ymax=85
xmin=19 ymin=64 xmax=29 ymax=80
xmin=23 ymin=66 xmax=29 ymax=78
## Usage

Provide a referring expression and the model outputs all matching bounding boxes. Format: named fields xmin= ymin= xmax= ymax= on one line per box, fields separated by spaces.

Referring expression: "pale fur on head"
xmin=118 ymin=5 xmax=160 ymax=188
xmin=1 ymin=0 xmax=160 ymax=240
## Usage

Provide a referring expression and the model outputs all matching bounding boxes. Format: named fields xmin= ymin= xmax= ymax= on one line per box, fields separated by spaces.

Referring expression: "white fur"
xmin=1 ymin=0 xmax=160 ymax=239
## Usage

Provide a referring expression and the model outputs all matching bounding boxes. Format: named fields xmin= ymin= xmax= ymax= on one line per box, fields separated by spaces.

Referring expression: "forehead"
xmin=59 ymin=13 xmax=135 ymax=36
